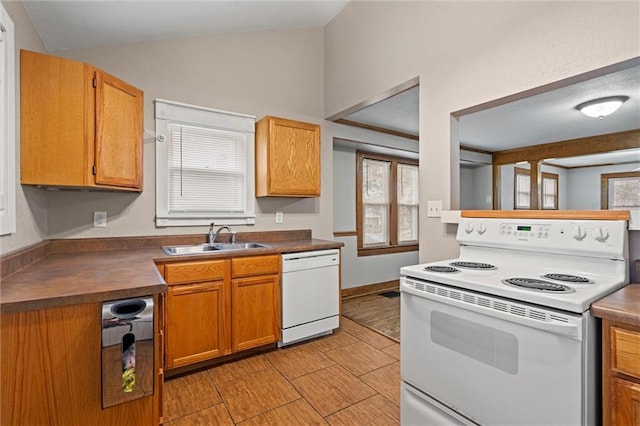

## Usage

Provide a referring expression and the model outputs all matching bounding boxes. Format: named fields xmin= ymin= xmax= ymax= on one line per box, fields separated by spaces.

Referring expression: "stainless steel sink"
xmin=162 ymin=242 xmax=270 ymax=255
xmin=162 ymin=243 xmax=219 ymax=256
xmin=210 ymin=242 xmax=270 ymax=250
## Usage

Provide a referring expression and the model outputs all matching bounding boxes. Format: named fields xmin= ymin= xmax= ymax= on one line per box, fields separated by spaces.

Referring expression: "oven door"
xmin=401 ymin=277 xmax=589 ymax=426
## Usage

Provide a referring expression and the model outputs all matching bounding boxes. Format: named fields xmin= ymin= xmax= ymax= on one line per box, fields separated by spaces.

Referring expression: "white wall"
xmin=460 ymin=165 xmax=492 ymax=210
xmin=0 ymin=1 xmax=48 ymax=254
xmin=324 ymin=1 xmax=640 ymax=263
xmin=333 ymin=147 xmax=356 ymax=232
xmin=567 ymin=163 xmax=640 ymax=210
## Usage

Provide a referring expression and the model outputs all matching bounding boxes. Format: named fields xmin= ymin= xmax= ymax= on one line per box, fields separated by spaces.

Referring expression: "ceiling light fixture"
xmin=576 ymin=96 xmax=629 ymax=119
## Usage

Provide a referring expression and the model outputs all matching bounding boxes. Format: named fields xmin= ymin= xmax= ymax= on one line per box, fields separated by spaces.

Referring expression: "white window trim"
xmin=154 ymin=99 xmax=256 ymax=227
xmin=0 ymin=4 xmax=15 ymax=235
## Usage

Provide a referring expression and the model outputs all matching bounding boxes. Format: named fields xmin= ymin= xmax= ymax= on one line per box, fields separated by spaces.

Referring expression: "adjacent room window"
xmin=601 ymin=172 xmax=640 ymax=210
xmin=0 ymin=4 xmax=15 ymax=235
xmin=155 ymin=99 xmax=256 ymax=226
xmin=356 ymin=151 xmax=418 ymax=256
xmin=514 ymin=167 xmax=531 ymax=209
xmin=514 ymin=168 xmax=558 ymax=210
xmin=541 ymin=172 xmax=559 ymax=210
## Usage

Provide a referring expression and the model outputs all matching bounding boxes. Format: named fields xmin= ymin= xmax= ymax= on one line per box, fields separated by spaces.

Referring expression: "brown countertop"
xmin=591 ymin=283 xmax=640 ymax=327
xmin=1 ymin=233 xmax=342 ymax=314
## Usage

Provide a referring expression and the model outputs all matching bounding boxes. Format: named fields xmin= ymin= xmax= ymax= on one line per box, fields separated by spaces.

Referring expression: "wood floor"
xmin=164 ymin=317 xmax=400 ymax=425
xmin=342 ymin=292 xmax=400 ymax=341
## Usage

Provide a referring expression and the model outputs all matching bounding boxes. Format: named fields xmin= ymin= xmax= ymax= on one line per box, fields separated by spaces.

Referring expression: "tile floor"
xmin=163 ymin=317 xmax=401 ymax=425
xmin=342 ymin=292 xmax=400 ymax=340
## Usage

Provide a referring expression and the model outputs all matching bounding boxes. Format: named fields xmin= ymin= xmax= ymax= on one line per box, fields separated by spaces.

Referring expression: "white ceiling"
xmin=544 ymin=148 xmax=640 ymax=168
xmin=342 ymin=87 xmax=419 ymax=136
xmin=457 ymin=65 xmax=640 ymax=152
xmin=22 ymin=0 xmax=350 ymax=52
xmin=341 ymin=61 xmax=639 ymax=167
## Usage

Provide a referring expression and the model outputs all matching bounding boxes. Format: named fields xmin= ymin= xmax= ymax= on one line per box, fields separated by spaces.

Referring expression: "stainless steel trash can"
xmin=101 ymin=297 xmax=154 ymax=408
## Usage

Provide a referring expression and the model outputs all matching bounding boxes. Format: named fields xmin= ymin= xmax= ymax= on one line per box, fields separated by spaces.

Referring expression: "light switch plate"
xmin=427 ymin=200 xmax=442 ymax=218
xmin=93 ymin=211 xmax=107 ymax=227
xmin=275 ymin=211 xmax=284 ymax=224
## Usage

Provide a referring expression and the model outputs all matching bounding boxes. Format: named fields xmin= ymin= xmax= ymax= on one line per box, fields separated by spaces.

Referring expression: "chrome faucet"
xmin=208 ymin=223 xmax=236 ymax=244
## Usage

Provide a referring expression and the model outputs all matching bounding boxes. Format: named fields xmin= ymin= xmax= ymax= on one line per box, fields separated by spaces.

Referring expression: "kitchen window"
xmin=601 ymin=171 xmax=640 ymax=210
xmin=356 ymin=151 xmax=418 ymax=256
xmin=0 ymin=4 xmax=15 ymax=235
xmin=514 ymin=167 xmax=558 ymax=210
xmin=155 ymin=99 xmax=256 ymax=226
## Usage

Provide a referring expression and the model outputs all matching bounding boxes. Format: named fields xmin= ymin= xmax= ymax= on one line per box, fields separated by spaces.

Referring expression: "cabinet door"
xmin=612 ymin=377 xmax=640 ymax=426
xmin=232 ymin=274 xmax=281 ymax=352
xmin=256 ymin=116 xmax=320 ymax=197
xmin=166 ymin=281 xmax=230 ymax=369
xmin=94 ymin=70 xmax=143 ymax=189
xmin=20 ymin=50 xmax=86 ymax=186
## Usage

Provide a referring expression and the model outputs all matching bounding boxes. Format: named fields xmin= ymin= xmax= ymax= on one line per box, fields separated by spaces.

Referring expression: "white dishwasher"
xmin=280 ymin=249 xmax=340 ymax=346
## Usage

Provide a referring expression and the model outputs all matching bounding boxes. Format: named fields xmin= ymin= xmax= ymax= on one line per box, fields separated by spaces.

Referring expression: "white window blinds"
xmin=397 ymin=163 xmax=419 ymax=243
xmin=168 ymin=123 xmax=246 ymax=213
xmin=155 ymin=99 xmax=255 ymax=226
xmin=362 ymin=158 xmax=390 ymax=246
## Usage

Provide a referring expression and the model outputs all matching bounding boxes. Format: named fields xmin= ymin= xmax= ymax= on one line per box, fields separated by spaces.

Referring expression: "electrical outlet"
xmin=93 ymin=211 xmax=107 ymax=227
xmin=275 ymin=211 xmax=284 ymax=224
xmin=427 ymin=200 xmax=442 ymax=218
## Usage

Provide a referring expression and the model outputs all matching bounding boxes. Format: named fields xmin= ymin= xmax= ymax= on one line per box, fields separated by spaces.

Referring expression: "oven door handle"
xmin=402 ymin=282 xmax=583 ymax=341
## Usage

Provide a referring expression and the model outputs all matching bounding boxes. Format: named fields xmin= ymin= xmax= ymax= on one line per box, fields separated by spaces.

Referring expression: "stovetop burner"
xmin=450 ymin=261 xmax=496 ymax=270
xmin=542 ymin=273 xmax=591 ymax=284
xmin=425 ymin=265 xmax=460 ymax=273
xmin=502 ymin=278 xmax=575 ymax=293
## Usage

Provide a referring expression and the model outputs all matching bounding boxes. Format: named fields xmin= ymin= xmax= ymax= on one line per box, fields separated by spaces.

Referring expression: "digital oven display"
xmin=517 ymin=226 xmax=532 ymax=232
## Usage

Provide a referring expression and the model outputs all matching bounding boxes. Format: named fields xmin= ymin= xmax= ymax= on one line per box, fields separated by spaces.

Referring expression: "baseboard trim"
xmin=341 ymin=279 xmax=399 ymax=299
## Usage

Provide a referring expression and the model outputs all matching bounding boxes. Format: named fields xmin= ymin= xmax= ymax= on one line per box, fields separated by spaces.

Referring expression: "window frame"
xmin=514 ymin=167 xmax=531 ymax=210
xmin=154 ymin=99 xmax=256 ymax=227
xmin=601 ymin=171 xmax=640 ymax=210
xmin=356 ymin=151 xmax=418 ymax=257
xmin=0 ymin=4 xmax=15 ymax=235
xmin=541 ymin=171 xmax=559 ymax=210
xmin=514 ymin=167 xmax=558 ymax=210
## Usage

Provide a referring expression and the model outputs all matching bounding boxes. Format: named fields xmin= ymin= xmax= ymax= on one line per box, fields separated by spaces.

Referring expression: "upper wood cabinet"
xmin=20 ymin=50 xmax=143 ymax=191
xmin=255 ymin=116 xmax=320 ymax=197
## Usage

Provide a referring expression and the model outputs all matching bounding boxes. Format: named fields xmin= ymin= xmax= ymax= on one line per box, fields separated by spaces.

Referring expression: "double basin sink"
xmin=162 ymin=242 xmax=270 ymax=256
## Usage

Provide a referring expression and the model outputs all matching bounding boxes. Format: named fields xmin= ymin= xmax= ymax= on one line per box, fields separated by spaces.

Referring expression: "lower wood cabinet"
xmin=166 ymin=280 xmax=231 ymax=368
xmin=232 ymin=274 xmax=281 ymax=352
xmin=602 ymin=323 xmax=640 ymax=425
xmin=1 ymin=299 xmax=161 ymax=425
xmin=164 ymin=259 xmax=231 ymax=369
xmin=163 ymin=254 xmax=281 ymax=371
xmin=611 ymin=377 xmax=640 ymax=425
xmin=231 ymin=255 xmax=281 ymax=352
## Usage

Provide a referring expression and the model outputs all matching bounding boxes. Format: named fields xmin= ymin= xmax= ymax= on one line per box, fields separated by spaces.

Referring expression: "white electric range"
xmin=400 ymin=217 xmax=628 ymax=425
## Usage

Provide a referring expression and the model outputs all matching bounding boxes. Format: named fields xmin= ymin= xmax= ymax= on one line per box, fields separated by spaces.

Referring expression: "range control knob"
xmin=477 ymin=223 xmax=487 ymax=235
xmin=572 ymin=226 xmax=587 ymax=241
xmin=591 ymin=227 xmax=610 ymax=242
xmin=464 ymin=223 xmax=475 ymax=234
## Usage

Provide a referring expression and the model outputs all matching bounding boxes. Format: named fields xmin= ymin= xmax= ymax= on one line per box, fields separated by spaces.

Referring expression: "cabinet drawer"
xmin=164 ymin=259 xmax=229 ymax=285
xmin=612 ymin=327 xmax=640 ymax=380
xmin=231 ymin=255 xmax=280 ymax=278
